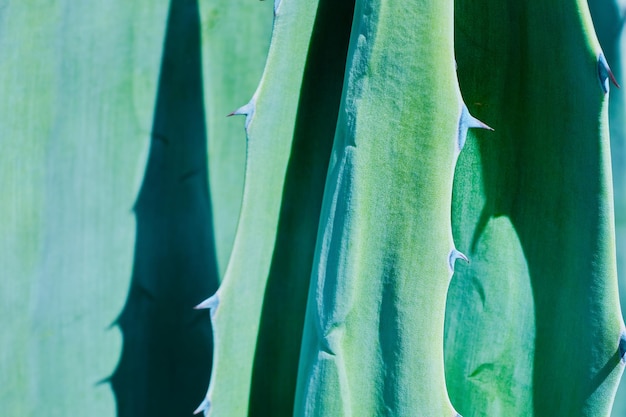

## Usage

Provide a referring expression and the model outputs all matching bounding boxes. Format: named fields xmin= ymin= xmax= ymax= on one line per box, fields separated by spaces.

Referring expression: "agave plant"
xmin=194 ymin=0 xmax=626 ymax=416
xmin=2 ymin=0 xmax=625 ymax=416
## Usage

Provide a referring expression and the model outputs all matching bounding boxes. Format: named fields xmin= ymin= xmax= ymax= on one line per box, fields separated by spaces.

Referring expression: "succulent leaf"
xmin=445 ymin=1 xmax=624 ymax=415
xmin=196 ymin=0 xmax=322 ymax=415
xmin=0 ymin=2 xmax=164 ymax=414
xmin=294 ymin=0 xmax=467 ymax=414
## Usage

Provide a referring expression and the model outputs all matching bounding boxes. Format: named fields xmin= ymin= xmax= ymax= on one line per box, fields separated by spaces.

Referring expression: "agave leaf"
xmin=246 ymin=0 xmax=355 ymax=415
xmin=198 ymin=0 xmax=354 ymax=414
xmin=0 ymin=2 xmax=166 ymax=414
xmin=294 ymin=0 xmax=470 ymax=414
xmin=586 ymin=1 xmax=626 ymax=413
xmin=445 ymin=0 xmax=624 ymax=415
xmin=195 ymin=0 xmax=321 ymax=415
xmin=200 ymin=0 xmax=273 ymax=278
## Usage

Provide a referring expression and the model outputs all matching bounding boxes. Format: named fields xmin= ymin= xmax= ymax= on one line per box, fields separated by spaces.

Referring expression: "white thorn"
xmin=448 ymin=248 xmax=469 ymax=271
xmin=195 ymin=293 xmax=219 ymax=319
xmin=274 ymin=0 xmax=282 ymax=14
xmin=227 ymin=100 xmax=255 ymax=129
xmin=193 ymin=398 xmax=211 ymax=415
xmin=598 ymin=53 xmax=619 ymax=94
xmin=462 ymin=105 xmax=493 ymax=130
xmin=457 ymin=104 xmax=493 ymax=152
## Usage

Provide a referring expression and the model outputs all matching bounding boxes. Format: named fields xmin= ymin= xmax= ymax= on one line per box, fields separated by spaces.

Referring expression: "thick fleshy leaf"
xmin=0 ymin=2 xmax=165 ymax=414
xmin=247 ymin=0 xmax=355 ymax=415
xmin=586 ymin=1 xmax=626 ymax=413
xmin=294 ymin=0 xmax=467 ymax=415
xmin=200 ymin=0 xmax=273 ymax=277
xmin=445 ymin=1 xmax=624 ymax=415
xmin=196 ymin=0 xmax=322 ymax=415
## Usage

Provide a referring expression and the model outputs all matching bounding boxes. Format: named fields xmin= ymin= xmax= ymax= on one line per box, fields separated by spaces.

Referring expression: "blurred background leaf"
xmin=0 ymin=1 xmax=165 ymax=414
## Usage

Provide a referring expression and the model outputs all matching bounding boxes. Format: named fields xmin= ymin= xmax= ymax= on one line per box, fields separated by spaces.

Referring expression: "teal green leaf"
xmin=445 ymin=0 xmax=624 ymax=415
xmin=200 ymin=0 xmax=273 ymax=278
xmin=294 ymin=0 xmax=468 ymax=415
xmin=0 ymin=1 xmax=167 ymax=414
xmin=247 ymin=0 xmax=355 ymax=415
xmin=587 ymin=1 xmax=626 ymax=413
xmin=195 ymin=0 xmax=321 ymax=415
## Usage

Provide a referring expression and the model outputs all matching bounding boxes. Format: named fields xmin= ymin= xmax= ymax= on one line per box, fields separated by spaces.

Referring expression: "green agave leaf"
xmin=294 ymin=0 xmax=479 ymax=415
xmin=587 ymin=1 xmax=626 ymax=414
xmin=0 ymin=2 xmax=166 ymax=414
xmin=200 ymin=0 xmax=273 ymax=278
xmin=198 ymin=0 xmax=356 ymax=414
xmin=246 ymin=0 xmax=355 ymax=415
xmin=195 ymin=0 xmax=323 ymax=415
xmin=445 ymin=0 xmax=624 ymax=415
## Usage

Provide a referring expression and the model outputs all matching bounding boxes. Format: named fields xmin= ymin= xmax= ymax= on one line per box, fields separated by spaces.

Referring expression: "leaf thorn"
xmin=457 ymin=103 xmax=493 ymax=152
xmin=194 ymin=398 xmax=211 ymax=415
xmin=449 ymin=248 xmax=469 ymax=271
xmin=195 ymin=293 xmax=220 ymax=319
xmin=598 ymin=53 xmax=620 ymax=93
xmin=227 ymin=101 xmax=256 ymax=129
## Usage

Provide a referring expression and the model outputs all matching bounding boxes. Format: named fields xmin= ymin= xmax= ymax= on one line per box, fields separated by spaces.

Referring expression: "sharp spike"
xmin=227 ymin=102 xmax=252 ymax=117
xmin=448 ymin=248 xmax=469 ymax=271
xmin=462 ymin=104 xmax=494 ymax=131
xmin=619 ymin=331 xmax=626 ymax=362
xmin=598 ymin=53 xmax=620 ymax=93
xmin=609 ymin=68 xmax=620 ymax=89
xmin=226 ymin=108 xmax=242 ymax=117
xmin=95 ymin=375 xmax=112 ymax=386
xmin=457 ymin=104 xmax=493 ymax=152
xmin=227 ymin=101 xmax=256 ymax=129
xmin=194 ymin=398 xmax=211 ymax=415
xmin=107 ymin=317 xmax=120 ymax=330
xmin=195 ymin=293 xmax=220 ymax=319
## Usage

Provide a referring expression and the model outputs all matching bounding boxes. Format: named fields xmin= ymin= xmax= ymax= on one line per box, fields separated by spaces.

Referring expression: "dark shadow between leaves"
xmin=247 ymin=0 xmax=356 ymax=415
xmin=110 ymin=0 xmax=219 ymax=416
